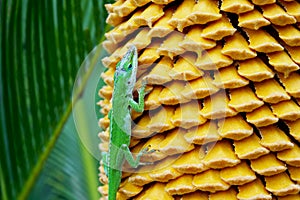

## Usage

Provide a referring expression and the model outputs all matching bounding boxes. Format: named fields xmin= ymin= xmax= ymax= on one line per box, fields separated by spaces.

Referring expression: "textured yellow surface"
xmin=98 ymin=0 xmax=300 ymax=199
xmin=228 ymin=86 xmax=264 ymax=112
xmin=237 ymin=57 xmax=274 ymax=82
xmin=221 ymin=32 xmax=256 ymax=60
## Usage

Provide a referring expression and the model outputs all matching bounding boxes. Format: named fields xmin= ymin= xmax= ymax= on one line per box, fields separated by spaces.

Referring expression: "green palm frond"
xmin=29 ymin=116 xmax=100 ymax=200
xmin=1 ymin=0 xmax=113 ymax=199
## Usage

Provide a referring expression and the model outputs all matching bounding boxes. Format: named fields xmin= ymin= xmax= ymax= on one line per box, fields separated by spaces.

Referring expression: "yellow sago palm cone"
xmin=98 ymin=0 xmax=300 ymax=199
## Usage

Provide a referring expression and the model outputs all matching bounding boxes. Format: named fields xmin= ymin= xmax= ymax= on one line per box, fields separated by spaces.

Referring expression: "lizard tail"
xmin=108 ymin=168 xmax=122 ymax=200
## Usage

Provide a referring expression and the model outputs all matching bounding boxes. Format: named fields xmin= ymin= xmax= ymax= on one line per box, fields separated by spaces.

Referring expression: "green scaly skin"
xmin=102 ymin=45 xmax=151 ymax=200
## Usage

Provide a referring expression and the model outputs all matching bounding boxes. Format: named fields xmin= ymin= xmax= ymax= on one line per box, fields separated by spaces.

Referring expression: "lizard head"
xmin=114 ymin=45 xmax=138 ymax=90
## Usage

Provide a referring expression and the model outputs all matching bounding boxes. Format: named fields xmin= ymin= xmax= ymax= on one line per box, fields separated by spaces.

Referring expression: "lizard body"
xmin=102 ymin=45 xmax=150 ymax=200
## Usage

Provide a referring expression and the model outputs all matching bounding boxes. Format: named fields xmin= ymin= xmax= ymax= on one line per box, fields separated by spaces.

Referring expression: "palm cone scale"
xmin=98 ymin=0 xmax=300 ymax=199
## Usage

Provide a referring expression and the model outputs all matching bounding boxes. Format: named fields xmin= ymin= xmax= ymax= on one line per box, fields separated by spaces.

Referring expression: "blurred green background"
xmin=1 ymin=0 xmax=113 ymax=199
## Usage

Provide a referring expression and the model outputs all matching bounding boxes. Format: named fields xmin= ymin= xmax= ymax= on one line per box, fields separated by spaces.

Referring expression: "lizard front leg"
xmin=129 ymin=81 xmax=146 ymax=112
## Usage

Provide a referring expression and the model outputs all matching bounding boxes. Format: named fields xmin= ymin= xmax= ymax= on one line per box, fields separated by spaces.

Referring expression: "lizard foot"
xmin=141 ymin=78 xmax=148 ymax=87
xmin=143 ymin=145 xmax=158 ymax=154
xmin=138 ymin=78 xmax=150 ymax=95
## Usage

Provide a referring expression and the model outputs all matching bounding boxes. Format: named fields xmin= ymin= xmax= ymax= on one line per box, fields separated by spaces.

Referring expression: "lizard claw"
xmin=138 ymin=78 xmax=151 ymax=96
xmin=141 ymin=79 xmax=147 ymax=87
xmin=138 ymin=79 xmax=147 ymax=92
xmin=147 ymin=149 xmax=157 ymax=154
xmin=142 ymin=145 xmax=158 ymax=154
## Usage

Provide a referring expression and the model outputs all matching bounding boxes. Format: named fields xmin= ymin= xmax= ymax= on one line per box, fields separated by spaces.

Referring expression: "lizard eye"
xmin=127 ymin=64 xmax=132 ymax=69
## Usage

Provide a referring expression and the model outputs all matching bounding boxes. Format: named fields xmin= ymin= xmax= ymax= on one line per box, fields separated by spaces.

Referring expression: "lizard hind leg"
xmin=120 ymin=144 xmax=155 ymax=168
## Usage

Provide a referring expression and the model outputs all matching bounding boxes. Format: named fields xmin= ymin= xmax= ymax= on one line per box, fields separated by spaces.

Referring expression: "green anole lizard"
xmin=101 ymin=45 xmax=153 ymax=200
